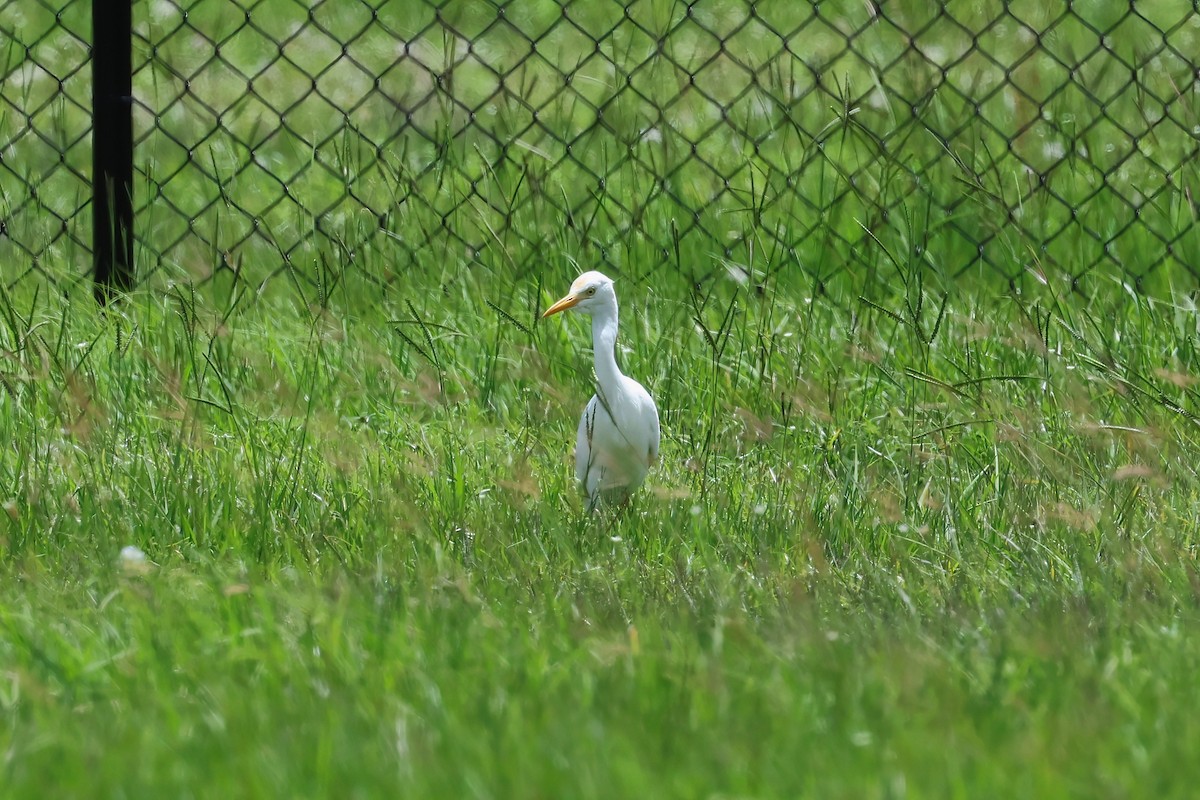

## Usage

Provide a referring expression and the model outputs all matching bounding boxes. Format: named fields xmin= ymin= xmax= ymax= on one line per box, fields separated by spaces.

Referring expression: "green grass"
xmin=3 ymin=249 xmax=1200 ymax=796
xmin=3 ymin=0 xmax=1200 ymax=797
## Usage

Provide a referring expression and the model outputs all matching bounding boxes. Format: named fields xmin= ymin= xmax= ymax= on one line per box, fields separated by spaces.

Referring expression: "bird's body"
xmin=543 ymin=271 xmax=659 ymax=512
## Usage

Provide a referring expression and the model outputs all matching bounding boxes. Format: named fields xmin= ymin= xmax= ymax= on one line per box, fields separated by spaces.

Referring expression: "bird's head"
xmin=542 ymin=271 xmax=616 ymax=318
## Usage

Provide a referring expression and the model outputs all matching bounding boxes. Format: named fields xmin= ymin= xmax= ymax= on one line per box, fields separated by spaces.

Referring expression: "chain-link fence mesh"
xmin=1 ymin=1 xmax=93 ymax=290
xmin=2 ymin=1 xmax=1199 ymax=296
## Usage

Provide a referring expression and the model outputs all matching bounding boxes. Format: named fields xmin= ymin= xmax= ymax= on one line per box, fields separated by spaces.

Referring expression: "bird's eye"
xmin=586 ymin=287 xmax=596 ymax=296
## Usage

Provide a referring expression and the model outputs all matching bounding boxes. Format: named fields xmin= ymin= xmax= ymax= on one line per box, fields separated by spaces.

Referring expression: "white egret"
xmin=543 ymin=271 xmax=660 ymax=512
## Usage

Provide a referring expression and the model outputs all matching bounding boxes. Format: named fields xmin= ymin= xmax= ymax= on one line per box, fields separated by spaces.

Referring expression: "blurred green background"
xmin=3 ymin=0 xmax=1198 ymax=296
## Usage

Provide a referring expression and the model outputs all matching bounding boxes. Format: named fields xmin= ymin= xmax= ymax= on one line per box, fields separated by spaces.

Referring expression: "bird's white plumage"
xmin=543 ymin=271 xmax=659 ymax=511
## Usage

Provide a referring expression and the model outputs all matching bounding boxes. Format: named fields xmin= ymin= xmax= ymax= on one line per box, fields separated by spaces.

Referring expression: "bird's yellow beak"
xmin=542 ymin=292 xmax=580 ymax=318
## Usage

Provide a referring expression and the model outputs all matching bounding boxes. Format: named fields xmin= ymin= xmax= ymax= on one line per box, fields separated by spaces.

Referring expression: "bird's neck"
xmin=591 ymin=305 xmax=623 ymax=393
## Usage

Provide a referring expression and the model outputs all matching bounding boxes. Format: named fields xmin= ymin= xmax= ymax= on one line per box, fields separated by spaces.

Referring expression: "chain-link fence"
xmin=3 ymin=1 xmax=1199 ymax=296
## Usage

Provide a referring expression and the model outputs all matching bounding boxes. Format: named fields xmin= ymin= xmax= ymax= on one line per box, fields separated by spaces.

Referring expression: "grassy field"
xmin=3 ymin=242 xmax=1200 ymax=796
xmin=3 ymin=0 xmax=1200 ymax=797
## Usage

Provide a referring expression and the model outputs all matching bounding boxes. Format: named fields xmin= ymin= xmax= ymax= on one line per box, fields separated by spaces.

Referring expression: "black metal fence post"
xmin=92 ymin=0 xmax=134 ymax=304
